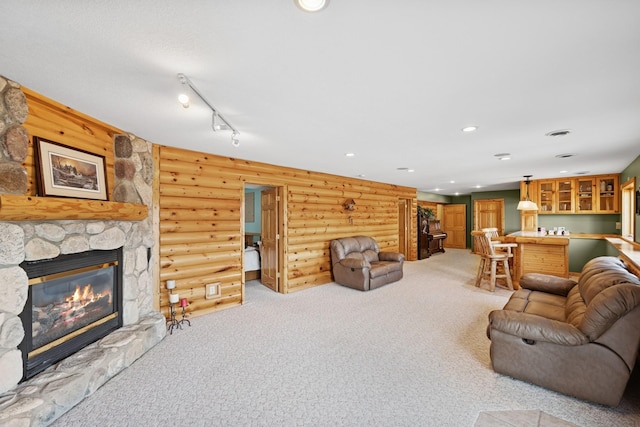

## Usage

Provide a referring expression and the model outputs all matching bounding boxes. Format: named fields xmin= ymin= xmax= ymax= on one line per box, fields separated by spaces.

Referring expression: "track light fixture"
xmin=177 ymin=73 xmax=240 ymax=147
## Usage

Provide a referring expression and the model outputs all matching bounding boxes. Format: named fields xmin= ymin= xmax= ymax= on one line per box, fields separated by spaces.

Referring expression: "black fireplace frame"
xmin=19 ymin=248 xmax=123 ymax=381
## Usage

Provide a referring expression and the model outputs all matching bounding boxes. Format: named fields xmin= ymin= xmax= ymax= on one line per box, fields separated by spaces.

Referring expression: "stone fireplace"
xmin=0 ymin=77 xmax=165 ymax=425
xmin=0 ymin=219 xmax=165 ymax=425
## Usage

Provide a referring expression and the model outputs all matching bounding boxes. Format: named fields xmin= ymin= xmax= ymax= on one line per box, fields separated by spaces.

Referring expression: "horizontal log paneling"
xmin=159 ymin=145 xmax=416 ymax=316
xmin=160 ymin=220 xmax=239 ymax=233
xmin=22 ymin=88 xmax=118 ymax=198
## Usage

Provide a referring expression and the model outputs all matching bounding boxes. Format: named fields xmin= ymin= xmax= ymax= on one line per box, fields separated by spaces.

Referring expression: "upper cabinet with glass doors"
xmin=532 ymin=174 xmax=620 ymax=214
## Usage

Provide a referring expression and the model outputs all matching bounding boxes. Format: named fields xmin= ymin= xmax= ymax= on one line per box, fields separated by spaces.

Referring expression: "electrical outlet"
xmin=615 ymin=222 xmax=621 ymax=230
xmin=205 ymin=282 xmax=221 ymax=300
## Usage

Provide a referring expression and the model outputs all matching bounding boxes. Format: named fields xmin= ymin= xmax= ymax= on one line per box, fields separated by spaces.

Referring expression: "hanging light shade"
xmin=517 ymin=175 xmax=539 ymax=211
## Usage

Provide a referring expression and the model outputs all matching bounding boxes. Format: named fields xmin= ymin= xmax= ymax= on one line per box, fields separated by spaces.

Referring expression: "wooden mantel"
xmin=0 ymin=194 xmax=148 ymax=221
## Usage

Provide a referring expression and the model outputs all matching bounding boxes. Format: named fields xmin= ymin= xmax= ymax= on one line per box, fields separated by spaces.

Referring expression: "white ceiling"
xmin=2 ymin=1 xmax=639 ymax=196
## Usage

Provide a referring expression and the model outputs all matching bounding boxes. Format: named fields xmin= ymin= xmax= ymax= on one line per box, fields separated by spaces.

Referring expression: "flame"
xmin=64 ymin=283 xmax=112 ymax=313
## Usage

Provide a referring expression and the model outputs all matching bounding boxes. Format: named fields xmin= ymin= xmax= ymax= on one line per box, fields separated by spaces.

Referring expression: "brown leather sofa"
xmin=330 ymin=236 xmax=404 ymax=291
xmin=487 ymin=256 xmax=640 ymax=406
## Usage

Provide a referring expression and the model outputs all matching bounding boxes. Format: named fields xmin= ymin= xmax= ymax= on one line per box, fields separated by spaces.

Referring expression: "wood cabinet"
xmin=596 ymin=175 xmax=619 ymax=213
xmin=576 ymin=177 xmax=596 ymax=213
xmin=557 ymin=179 xmax=574 ymax=213
xmin=531 ymin=174 xmax=620 ymax=215
xmin=538 ymin=180 xmax=556 ymax=213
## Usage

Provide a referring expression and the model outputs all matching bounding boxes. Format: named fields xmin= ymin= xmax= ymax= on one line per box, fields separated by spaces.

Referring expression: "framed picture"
xmin=34 ymin=137 xmax=108 ymax=200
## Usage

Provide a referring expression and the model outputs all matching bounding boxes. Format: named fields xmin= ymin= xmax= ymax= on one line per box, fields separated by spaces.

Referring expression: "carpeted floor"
xmin=51 ymin=249 xmax=640 ymax=426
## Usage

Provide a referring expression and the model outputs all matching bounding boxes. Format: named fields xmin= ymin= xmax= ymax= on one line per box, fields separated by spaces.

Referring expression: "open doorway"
xmin=243 ymin=183 xmax=284 ymax=300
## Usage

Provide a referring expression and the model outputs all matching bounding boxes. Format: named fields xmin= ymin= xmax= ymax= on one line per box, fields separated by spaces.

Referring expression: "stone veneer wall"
xmin=0 ymin=76 xmax=160 ymax=404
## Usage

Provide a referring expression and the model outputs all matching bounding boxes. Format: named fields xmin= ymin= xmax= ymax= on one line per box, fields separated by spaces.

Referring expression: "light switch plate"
xmin=205 ymin=282 xmax=221 ymax=300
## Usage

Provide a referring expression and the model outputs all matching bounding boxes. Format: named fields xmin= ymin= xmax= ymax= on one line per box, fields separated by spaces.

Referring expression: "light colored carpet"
xmin=51 ymin=249 xmax=640 ymax=426
xmin=475 ymin=410 xmax=578 ymax=426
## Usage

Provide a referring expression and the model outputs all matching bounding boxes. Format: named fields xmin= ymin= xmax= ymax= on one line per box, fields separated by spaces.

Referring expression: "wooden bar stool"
xmin=471 ymin=231 xmax=513 ymax=291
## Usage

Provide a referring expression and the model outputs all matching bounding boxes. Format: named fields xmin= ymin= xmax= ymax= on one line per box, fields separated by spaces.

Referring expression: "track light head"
xmin=178 ymin=93 xmax=190 ymax=108
xmin=231 ymin=132 xmax=240 ymax=147
xmin=212 ymin=112 xmax=229 ymax=131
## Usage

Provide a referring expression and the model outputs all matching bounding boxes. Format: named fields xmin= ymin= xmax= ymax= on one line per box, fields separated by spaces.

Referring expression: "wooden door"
xmin=443 ymin=204 xmax=466 ymax=249
xmin=398 ymin=198 xmax=410 ymax=257
xmin=261 ymin=188 xmax=279 ymax=292
xmin=473 ymin=199 xmax=504 ymax=234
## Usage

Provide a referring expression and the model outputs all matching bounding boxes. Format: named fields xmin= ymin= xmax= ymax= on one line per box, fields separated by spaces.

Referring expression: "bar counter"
xmin=503 ymin=231 xmax=570 ymax=288
xmin=502 ymin=232 xmax=640 ymax=289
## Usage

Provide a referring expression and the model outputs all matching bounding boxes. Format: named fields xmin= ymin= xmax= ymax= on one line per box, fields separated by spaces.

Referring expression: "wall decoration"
xmin=34 ymin=137 xmax=107 ymax=200
xmin=245 ymin=191 xmax=255 ymax=222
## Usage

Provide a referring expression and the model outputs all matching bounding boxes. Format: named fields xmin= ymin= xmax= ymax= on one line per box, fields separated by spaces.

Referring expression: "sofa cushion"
xmin=503 ymin=289 xmax=566 ymax=322
xmin=565 ymin=286 xmax=586 ymax=328
xmin=579 ymin=266 xmax=640 ymax=306
xmin=369 ymin=261 xmax=401 ymax=278
xmin=362 ymin=249 xmax=379 ymax=264
xmin=581 ymin=284 xmax=640 ymax=340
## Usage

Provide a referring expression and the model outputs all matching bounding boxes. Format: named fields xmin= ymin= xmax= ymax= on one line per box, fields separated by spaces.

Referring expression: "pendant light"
xmin=517 ymin=175 xmax=539 ymax=211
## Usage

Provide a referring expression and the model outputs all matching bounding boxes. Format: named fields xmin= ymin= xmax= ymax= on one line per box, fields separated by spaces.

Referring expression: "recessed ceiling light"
xmin=555 ymin=153 xmax=575 ymax=159
xmin=546 ymin=129 xmax=571 ymax=137
xmin=450 ymin=180 xmax=455 ymax=184
xmin=494 ymin=153 xmax=511 ymax=160
xmin=407 ymin=169 xmax=415 ymax=173
xmin=294 ymin=0 xmax=329 ymax=12
xmin=559 ymin=170 xmax=568 ymax=174
xmin=396 ymin=167 xmax=409 ymax=171
xmin=574 ymin=171 xmax=590 ymax=175
xmin=357 ymin=174 xmax=365 ymax=177
xmin=474 ymin=185 xmax=482 ymax=188
xmin=462 ymin=126 xmax=478 ymax=132
xmin=345 ymin=153 xmax=355 ymax=157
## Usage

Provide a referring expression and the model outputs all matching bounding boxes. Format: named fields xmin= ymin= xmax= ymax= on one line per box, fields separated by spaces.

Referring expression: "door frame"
xmin=242 ymin=182 xmax=286 ymax=299
xmin=398 ymin=198 xmax=411 ymax=257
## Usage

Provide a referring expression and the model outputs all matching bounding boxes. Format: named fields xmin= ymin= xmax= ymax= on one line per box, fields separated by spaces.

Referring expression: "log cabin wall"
xmin=159 ymin=145 xmax=417 ymax=317
xmin=5 ymin=80 xmax=417 ymax=322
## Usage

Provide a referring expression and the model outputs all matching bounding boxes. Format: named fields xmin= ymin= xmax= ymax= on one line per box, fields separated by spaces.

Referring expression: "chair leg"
xmin=475 ymin=258 xmax=485 ymax=287
xmin=490 ymin=260 xmax=497 ymax=292
xmin=503 ymin=259 xmax=513 ymax=290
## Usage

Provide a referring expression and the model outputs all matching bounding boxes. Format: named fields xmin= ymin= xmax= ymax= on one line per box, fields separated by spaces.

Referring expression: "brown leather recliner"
xmin=487 ymin=256 xmax=640 ymax=406
xmin=330 ymin=236 xmax=404 ymax=291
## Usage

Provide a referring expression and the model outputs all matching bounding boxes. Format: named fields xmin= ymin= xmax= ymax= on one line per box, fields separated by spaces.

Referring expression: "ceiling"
xmin=2 ymin=1 xmax=639 ymax=196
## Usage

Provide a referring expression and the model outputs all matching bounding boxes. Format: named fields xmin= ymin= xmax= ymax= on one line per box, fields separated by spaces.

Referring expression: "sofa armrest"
xmin=339 ymin=258 xmax=371 ymax=270
xmin=519 ymin=273 xmax=577 ymax=296
xmin=379 ymin=252 xmax=404 ymax=263
xmin=488 ymin=310 xmax=588 ymax=346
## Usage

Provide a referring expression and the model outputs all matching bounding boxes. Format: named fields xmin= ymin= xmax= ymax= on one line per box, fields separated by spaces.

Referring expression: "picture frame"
xmin=245 ymin=191 xmax=255 ymax=222
xmin=34 ymin=137 xmax=108 ymax=200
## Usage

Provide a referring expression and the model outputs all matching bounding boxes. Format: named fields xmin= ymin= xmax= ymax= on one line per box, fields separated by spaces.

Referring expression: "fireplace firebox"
xmin=19 ymin=248 xmax=123 ymax=380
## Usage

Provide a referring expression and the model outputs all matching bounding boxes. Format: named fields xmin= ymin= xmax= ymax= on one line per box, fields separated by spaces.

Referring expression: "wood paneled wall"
xmin=22 ymin=88 xmax=120 ymax=197
xmin=17 ymin=85 xmax=418 ymax=320
xmin=159 ymin=145 xmax=417 ymax=317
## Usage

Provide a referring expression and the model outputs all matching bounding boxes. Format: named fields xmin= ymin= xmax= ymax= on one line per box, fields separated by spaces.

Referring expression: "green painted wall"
xmin=537 ymin=214 xmax=620 ymax=235
xmin=568 ymin=238 xmax=610 ymax=273
xmin=417 ymin=191 xmax=452 ymax=203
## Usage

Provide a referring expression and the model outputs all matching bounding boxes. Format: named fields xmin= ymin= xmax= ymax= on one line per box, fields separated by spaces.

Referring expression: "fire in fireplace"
xmin=19 ymin=248 xmax=123 ymax=380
